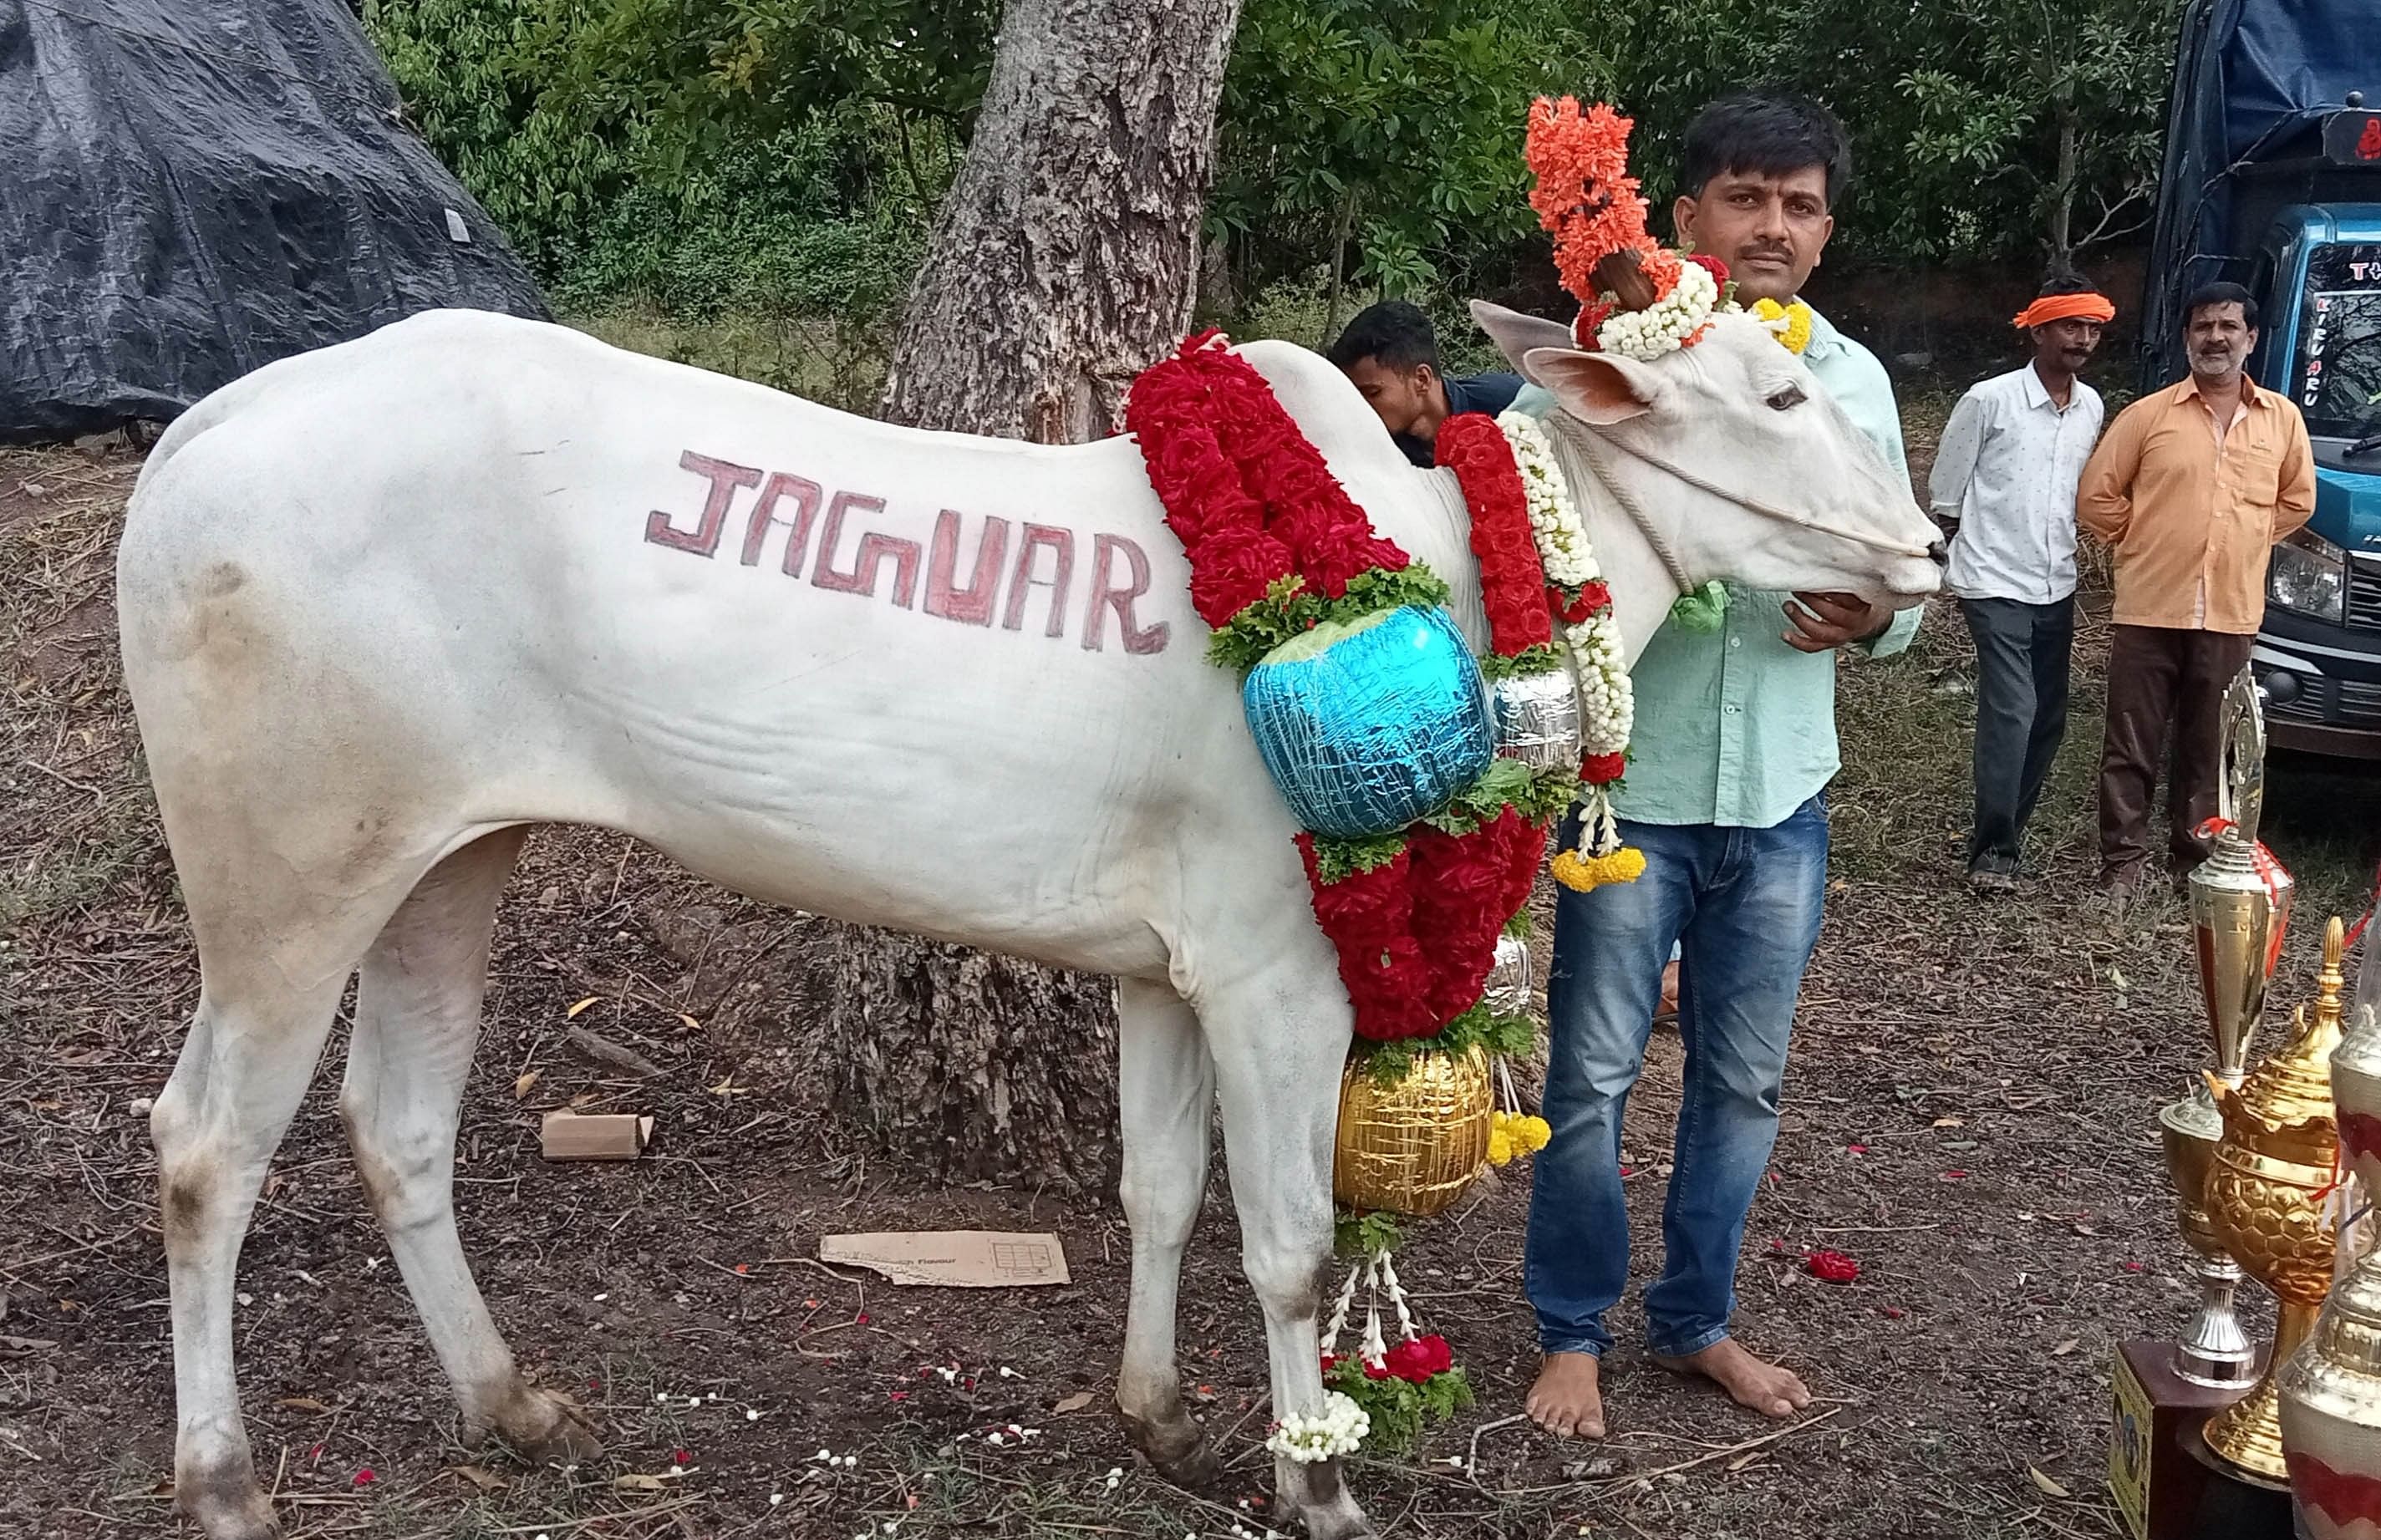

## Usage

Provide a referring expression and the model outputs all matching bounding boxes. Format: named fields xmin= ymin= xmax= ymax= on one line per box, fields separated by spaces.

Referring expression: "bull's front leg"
xmin=1197 ymin=963 xmax=1375 ymax=1540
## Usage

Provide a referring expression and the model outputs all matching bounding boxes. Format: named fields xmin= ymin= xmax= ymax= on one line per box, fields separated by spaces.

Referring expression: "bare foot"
xmin=1650 ymin=1338 xmax=1809 ymax=1419
xmin=1524 ymin=1351 xmax=1605 ymax=1438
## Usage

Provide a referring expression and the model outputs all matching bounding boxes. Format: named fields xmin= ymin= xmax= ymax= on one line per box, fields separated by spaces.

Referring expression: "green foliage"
xmin=1215 ymin=0 xmax=1609 ymax=302
xmin=364 ymin=0 xmax=944 ymax=329
xmin=1600 ymin=0 xmax=2180 ymax=264
xmin=1323 ymin=1357 xmax=1475 ymax=1454
xmin=1204 ymin=566 xmax=1453 ymax=673
xmin=1478 ymin=643 xmax=1563 ymax=681
xmin=1420 ymin=757 xmax=1575 ymax=835
xmin=365 ymin=0 xmax=633 ymax=274
xmin=1309 ymin=831 xmax=1411 ymax=885
xmin=1357 ymin=1007 xmax=1536 ymax=1085
xmin=1333 ymin=1207 xmax=1407 ymax=1258
xmin=365 ymin=0 xmax=2182 ymax=374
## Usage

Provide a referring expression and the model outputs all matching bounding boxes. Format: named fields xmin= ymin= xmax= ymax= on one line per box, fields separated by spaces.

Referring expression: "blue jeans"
xmin=1524 ymin=796 xmax=1829 ymax=1358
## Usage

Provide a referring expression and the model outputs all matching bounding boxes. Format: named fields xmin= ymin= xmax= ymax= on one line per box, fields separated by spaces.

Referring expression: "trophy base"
xmin=2178 ymin=1424 xmax=2296 ymax=1540
xmin=2109 ymin=1341 xmax=2263 ymax=1540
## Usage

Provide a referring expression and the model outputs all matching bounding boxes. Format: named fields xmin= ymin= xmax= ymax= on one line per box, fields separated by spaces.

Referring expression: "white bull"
xmin=116 ymin=302 xmax=1941 ymax=1539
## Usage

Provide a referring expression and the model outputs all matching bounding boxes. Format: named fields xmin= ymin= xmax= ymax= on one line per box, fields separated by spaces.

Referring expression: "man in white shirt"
xmin=1928 ymin=274 xmax=2114 ymax=891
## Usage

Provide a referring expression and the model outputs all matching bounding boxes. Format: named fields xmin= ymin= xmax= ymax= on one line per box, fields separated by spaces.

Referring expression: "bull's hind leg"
xmin=337 ymin=828 xmax=598 ymax=1464
xmin=1197 ymin=967 xmax=1374 ymax=1539
xmin=1113 ymin=977 xmax=1219 ymax=1485
xmin=153 ymin=926 xmax=389 ymax=1538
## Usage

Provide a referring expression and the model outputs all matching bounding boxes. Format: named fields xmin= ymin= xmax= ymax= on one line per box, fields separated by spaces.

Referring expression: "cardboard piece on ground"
xmin=540 ymin=1110 xmax=654 ymax=1161
xmin=819 ymin=1230 xmax=1070 ymax=1287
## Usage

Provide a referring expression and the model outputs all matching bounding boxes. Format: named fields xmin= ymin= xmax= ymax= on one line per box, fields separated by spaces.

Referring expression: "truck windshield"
xmin=2293 ymin=243 xmax=2381 ymax=439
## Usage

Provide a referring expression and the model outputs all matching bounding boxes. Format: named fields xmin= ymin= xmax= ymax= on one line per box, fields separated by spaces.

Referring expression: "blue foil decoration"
xmin=1242 ymin=605 xmax=1494 ymax=839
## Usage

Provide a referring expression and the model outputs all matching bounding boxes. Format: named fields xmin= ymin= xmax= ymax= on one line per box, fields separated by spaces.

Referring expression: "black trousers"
xmin=1961 ymin=596 xmax=2074 ymax=865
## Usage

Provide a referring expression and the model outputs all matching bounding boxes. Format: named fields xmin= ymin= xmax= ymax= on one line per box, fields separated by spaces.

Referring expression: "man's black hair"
xmin=1679 ymin=90 xmax=1853 ymax=208
xmin=1327 ymin=300 xmax=1440 ymax=374
xmin=2036 ymin=267 xmax=2095 ymax=298
xmin=2181 ymin=280 xmax=2259 ymax=331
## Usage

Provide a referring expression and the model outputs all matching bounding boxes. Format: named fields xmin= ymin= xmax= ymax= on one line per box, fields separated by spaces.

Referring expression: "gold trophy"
xmin=2188 ymin=668 xmax=2294 ymax=1078
xmin=2276 ymin=938 xmax=2381 ymax=1537
xmin=2170 ymin=666 xmax=2292 ymax=1387
xmin=2199 ymin=917 xmax=2348 ymax=1483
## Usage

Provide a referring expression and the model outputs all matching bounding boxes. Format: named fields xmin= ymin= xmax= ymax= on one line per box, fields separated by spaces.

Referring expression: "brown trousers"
xmin=2097 ymin=624 xmax=2255 ymax=880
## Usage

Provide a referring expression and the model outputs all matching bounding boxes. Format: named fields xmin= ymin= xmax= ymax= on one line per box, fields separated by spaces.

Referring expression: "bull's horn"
xmin=1592 ymin=249 xmax=1658 ymax=312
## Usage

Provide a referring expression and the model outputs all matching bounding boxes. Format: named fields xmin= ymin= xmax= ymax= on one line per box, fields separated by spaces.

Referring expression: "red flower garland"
xmin=1434 ymin=414 xmax=1554 ymax=657
xmin=1125 ymin=333 xmax=1411 ymax=625
xmin=1295 ymin=836 xmax=1437 ymax=1041
xmin=1130 ymin=339 xmax=1563 ymax=1043
xmin=1383 ymin=1333 xmax=1456 ymax=1384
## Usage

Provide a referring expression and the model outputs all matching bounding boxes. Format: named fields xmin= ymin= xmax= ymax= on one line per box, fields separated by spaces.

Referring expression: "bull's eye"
xmin=1766 ymin=385 xmax=1806 ymax=411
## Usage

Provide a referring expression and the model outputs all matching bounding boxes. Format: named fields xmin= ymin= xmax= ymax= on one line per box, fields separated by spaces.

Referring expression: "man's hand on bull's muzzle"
xmin=1782 ymin=591 xmax=1892 ymax=653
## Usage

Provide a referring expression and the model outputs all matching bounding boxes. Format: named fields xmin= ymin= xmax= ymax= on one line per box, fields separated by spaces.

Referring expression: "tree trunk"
xmin=878 ymin=0 xmax=1244 ymax=442
xmin=823 ymin=0 xmax=1244 ymax=1192
xmin=2048 ymin=85 xmax=2078 ymax=269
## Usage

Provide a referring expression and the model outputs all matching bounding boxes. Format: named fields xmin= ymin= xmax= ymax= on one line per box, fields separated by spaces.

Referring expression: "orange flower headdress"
xmin=1524 ymin=99 xmax=1728 ymax=359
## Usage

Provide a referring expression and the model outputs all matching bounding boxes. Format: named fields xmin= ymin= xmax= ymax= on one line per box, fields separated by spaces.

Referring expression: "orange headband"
xmin=2012 ymin=292 xmax=2115 ymax=329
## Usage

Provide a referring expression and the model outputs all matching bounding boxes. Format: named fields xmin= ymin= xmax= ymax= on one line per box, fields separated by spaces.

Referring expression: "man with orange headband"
xmin=1928 ymin=272 xmax=2112 ymax=892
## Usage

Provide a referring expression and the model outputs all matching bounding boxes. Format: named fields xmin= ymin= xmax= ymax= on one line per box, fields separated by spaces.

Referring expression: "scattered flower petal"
xmin=1804 ymin=1249 xmax=1861 ymax=1283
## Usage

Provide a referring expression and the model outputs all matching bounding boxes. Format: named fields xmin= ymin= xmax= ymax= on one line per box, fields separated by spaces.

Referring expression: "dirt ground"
xmin=3 ymin=427 xmax=2378 ymax=1540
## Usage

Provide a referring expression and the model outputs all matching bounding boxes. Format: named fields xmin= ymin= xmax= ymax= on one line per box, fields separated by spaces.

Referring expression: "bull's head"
xmin=1471 ymin=298 xmax=1945 ymax=611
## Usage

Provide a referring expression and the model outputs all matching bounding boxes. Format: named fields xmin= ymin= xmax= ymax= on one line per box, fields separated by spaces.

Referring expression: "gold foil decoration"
xmin=2277 ymin=948 xmax=2381 ymax=1532
xmin=1333 ymin=1044 xmax=1493 ymax=1218
xmin=2202 ymin=917 xmax=2349 ymax=1483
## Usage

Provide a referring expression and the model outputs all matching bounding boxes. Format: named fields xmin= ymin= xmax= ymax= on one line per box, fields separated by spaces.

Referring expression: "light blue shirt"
xmin=1520 ymin=305 xmax=1921 ymax=829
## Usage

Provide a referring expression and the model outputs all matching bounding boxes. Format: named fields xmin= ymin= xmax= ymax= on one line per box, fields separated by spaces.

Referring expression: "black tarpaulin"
xmin=0 ymin=0 xmax=548 ymax=444
xmin=2140 ymin=0 xmax=2381 ymax=388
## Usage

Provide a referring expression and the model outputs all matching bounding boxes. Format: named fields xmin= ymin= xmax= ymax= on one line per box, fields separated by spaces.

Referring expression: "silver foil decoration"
xmin=1485 ymin=932 xmax=1532 ymax=1018
xmin=1242 ymin=605 xmax=1494 ymax=840
xmin=1492 ymin=667 xmax=1581 ymax=772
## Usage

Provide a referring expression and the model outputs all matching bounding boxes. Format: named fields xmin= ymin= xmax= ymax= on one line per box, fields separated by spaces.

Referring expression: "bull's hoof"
xmin=1280 ymin=1456 xmax=1375 ymax=1540
xmin=1119 ymin=1407 xmax=1220 ymax=1489
xmin=1296 ymin=1500 xmax=1378 ymax=1540
xmin=176 ymin=1462 xmax=282 ymax=1540
xmin=479 ymin=1383 xmax=606 ymax=1467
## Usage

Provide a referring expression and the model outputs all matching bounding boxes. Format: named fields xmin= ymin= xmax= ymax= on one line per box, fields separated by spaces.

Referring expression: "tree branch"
xmin=2073 ymin=185 xmax=2153 ymax=252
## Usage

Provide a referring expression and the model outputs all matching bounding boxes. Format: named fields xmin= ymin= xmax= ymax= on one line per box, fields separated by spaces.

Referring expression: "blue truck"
xmin=2142 ymin=0 xmax=2381 ymax=757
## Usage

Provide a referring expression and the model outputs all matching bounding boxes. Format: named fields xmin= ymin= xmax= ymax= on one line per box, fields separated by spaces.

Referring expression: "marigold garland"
xmin=1752 ymin=296 xmax=1815 ymax=355
xmin=1526 ymin=97 xmax=1676 ymax=313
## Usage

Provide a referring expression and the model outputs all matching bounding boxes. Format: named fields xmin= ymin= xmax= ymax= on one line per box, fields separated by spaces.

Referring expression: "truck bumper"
xmin=2253 ymin=607 xmax=2381 ymax=760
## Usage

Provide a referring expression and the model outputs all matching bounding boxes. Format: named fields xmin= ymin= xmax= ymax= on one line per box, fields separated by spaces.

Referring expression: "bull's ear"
xmin=1526 ymin=347 xmax=1671 ymax=425
xmin=1468 ymin=300 xmax=1576 ymax=384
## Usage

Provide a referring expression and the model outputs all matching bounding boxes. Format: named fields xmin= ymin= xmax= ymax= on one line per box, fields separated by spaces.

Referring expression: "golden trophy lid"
xmin=2218 ymin=917 xmax=2350 ymax=1144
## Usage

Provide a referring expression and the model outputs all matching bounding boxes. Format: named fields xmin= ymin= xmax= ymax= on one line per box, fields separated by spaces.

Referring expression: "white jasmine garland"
xmin=1494 ymin=411 xmax=1633 ymax=758
xmin=1265 ymin=1391 xmax=1371 ymax=1464
xmin=1593 ymin=260 xmax=1720 ymax=362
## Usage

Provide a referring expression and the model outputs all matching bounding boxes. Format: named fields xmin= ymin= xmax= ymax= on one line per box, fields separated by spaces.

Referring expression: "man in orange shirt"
xmin=2077 ymin=282 xmax=2316 ymax=897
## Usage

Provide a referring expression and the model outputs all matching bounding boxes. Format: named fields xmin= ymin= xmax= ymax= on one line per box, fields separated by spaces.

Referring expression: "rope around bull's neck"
xmin=1544 ymin=414 xmax=1695 ymax=597
xmin=1547 ymin=410 xmax=1936 ymax=567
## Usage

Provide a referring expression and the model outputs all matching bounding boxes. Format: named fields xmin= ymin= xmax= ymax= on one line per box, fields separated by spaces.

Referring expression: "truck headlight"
xmin=2268 ymin=530 xmax=2347 ymax=623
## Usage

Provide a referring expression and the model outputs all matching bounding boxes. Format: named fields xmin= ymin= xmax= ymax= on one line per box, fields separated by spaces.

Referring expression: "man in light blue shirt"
xmin=1524 ymin=90 xmax=1921 ymax=1442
